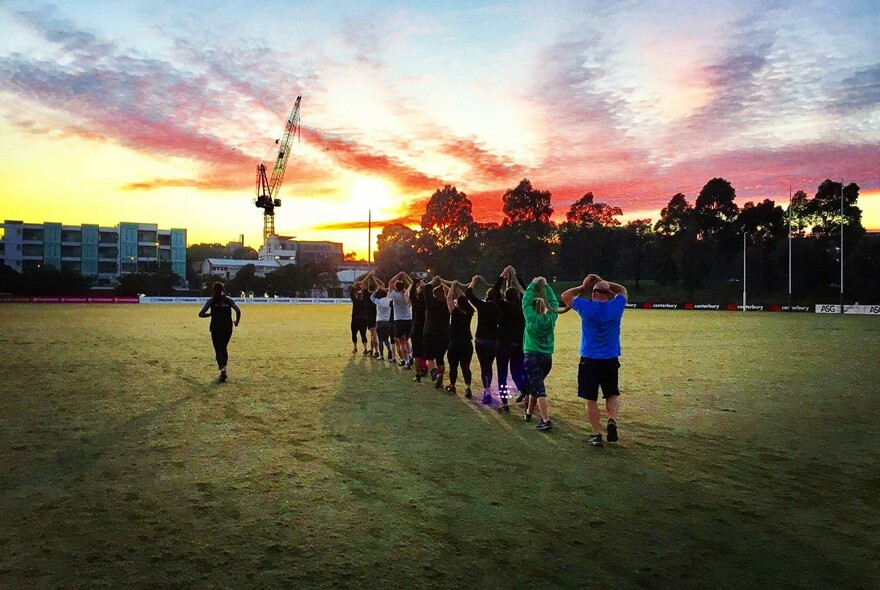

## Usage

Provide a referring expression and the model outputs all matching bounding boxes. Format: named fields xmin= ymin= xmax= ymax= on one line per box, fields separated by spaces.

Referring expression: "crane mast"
xmin=255 ymin=96 xmax=302 ymax=245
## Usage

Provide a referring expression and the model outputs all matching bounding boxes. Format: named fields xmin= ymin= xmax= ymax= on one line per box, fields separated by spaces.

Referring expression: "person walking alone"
xmin=561 ymin=274 xmax=627 ymax=447
xmin=198 ymin=281 xmax=241 ymax=383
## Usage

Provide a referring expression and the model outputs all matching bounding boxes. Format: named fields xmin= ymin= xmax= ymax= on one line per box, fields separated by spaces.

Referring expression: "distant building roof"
xmin=204 ymin=258 xmax=280 ymax=268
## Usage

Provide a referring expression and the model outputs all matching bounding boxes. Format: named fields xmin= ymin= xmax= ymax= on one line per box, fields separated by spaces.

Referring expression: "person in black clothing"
xmin=494 ymin=266 xmax=530 ymax=412
xmin=466 ymin=274 xmax=500 ymax=405
xmin=198 ymin=281 xmax=241 ymax=383
xmin=349 ymin=284 xmax=368 ymax=353
xmin=422 ymin=276 xmax=451 ymax=390
xmin=361 ymin=271 xmax=381 ymax=357
xmin=445 ymin=281 xmax=475 ymax=397
xmin=408 ymin=278 xmax=429 ymax=381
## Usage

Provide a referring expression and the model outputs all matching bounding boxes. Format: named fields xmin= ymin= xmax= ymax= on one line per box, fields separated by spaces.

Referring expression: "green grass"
xmin=1 ymin=305 xmax=879 ymax=589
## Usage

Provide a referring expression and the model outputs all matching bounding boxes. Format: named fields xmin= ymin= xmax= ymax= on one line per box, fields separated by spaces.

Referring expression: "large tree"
xmin=654 ymin=193 xmax=693 ymax=237
xmin=738 ymin=199 xmax=786 ymax=243
xmin=694 ymin=178 xmax=739 ymax=239
xmin=374 ymin=223 xmax=419 ymax=277
xmin=502 ymin=179 xmax=553 ymax=225
xmin=805 ymin=180 xmax=863 ymax=239
xmin=565 ymin=192 xmax=623 ymax=227
xmin=420 ymin=185 xmax=475 ymax=250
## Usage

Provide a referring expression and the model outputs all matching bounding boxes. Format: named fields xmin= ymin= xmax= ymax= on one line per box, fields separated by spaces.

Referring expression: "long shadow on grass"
xmin=311 ymin=356 xmax=880 ymax=589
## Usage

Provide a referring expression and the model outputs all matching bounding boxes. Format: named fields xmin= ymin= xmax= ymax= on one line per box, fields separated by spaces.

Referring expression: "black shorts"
xmin=577 ymin=357 xmax=620 ymax=401
xmin=366 ymin=316 xmax=377 ymax=329
xmin=423 ymin=333 xmax=449 ymax=365
xmin=394 ymin=320 xmax=412 ymax=338
xmin=376 ymin=320 xmax=393 ymax=341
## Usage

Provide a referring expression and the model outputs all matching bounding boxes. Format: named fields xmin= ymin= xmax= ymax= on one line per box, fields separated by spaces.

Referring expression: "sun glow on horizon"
xmin=347 ymin=177 xmax=400 ymax=216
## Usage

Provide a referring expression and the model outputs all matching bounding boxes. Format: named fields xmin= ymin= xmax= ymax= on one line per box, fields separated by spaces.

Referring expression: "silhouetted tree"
xmin=421 ymin=185 xmax=475 ymax=249
xmin=374 ymin=224 xmax=419 ymax=277
xmin=566 ymin=192 xmax=623 ymax=227
xmin=502 ymin=179 xmax=553 ymax=225
xmin=695 ymin=178 xmax=739 ymax=239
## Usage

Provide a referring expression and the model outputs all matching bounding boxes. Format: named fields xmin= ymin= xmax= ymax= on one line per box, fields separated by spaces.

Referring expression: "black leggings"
xmin=447 ymin=339 xmax=473 ymax=386
xmin=496 ymin=341 xmax=529 ymax=398
xmin=350 ymin=318 xmax=367 ymax=344
xmin=475 ymin=338 xmax=496 ymax=390
xmin=211 ymin=329 xmax=232 ymax=370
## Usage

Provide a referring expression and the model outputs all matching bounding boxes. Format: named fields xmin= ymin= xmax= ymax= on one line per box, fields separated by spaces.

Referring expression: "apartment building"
xmin=1 ymin=220 xmax=187 ymax=288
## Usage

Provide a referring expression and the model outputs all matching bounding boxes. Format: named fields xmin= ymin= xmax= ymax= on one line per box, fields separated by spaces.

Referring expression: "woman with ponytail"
xmin=198 ymin=281 xmax=241 ymax=382
xmin=521 ymin=276 xmax=559 ymax=430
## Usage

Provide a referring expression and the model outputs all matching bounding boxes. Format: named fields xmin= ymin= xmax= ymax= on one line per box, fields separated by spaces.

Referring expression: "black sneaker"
xmin=524 ymin=412 xmax=532 ymax=422
xmin=363 ymin=349 xmax=371 ymax=356
xmin=464 ymin=387 xmax=472 ymax=399
xmin=514 ymin=391 xmax=526 ymax=403
xmin=434 ymin=377 xmax=443 ymax=390
xmin=430 ymin=368 xmax=439 ymax=382
xmin=497 ymin=404 xmax=510 ymax=414
xmin=444 ymin=384 xmax=456 ymax=394
xmin=536 ymin=419 xmax=552 ymax=431
xmin=218 ymin=370 xmax=227 ymax=383
xmin=588 ymin=434 xmax=604 ymax=447
xmin=413 ymin=374 xmax=422 ymax=383
xmin=607 ymin=420 xmax=619 ymax=443
xmin=482 ymin=391 xmax=492 ymax=405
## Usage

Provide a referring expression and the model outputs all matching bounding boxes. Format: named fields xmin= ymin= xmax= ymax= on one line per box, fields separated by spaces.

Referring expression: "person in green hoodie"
xmin=522 ymin=276 xmax=559 ymax=431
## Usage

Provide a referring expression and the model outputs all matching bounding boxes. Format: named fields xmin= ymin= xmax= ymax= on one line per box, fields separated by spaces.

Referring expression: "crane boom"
xmin=255 ymin=96 xmax=302 ymax=244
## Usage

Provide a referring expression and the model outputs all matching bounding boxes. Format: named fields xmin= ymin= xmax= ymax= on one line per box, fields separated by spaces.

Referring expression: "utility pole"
xmin=840 ymin=179 xmax=844 ymax=314
xmin=742 ymin=231 xmax=747 ymax=313
xmin=788 ymin=186 xmax=792 ymax=307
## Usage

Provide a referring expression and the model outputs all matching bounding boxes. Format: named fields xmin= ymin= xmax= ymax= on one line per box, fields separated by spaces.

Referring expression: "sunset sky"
xmin=1 ymin=0 xmax=878 ymax=257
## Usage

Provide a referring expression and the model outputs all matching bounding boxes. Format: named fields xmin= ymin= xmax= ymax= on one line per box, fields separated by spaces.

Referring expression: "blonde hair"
xmin=533 ymin=298 xmax=549 ymax=317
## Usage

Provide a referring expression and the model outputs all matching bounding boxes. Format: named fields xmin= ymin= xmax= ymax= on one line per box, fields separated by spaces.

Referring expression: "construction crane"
xmin=255 ymin=95 xmax=302 ymax=245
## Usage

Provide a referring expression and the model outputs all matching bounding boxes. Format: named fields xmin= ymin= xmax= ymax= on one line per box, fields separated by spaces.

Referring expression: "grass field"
xmin=1 ymin=304 xmax=879 ymax=589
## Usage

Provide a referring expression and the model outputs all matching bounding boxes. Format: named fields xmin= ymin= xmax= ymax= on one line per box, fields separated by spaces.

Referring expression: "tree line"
xmin=372 ymin=178 xmax=879 ymax=303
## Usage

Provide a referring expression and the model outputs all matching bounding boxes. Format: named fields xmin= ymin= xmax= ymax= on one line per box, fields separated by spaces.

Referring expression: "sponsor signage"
xmin=139 ymin=297 xmax=351 ymax=305
xmin=0 ymin=296 xmax=139 ymax=304
xmin=816 ymin=304 xmax=880 ymax=315
xmin=627 ymin=302 xmax=813 ymax=312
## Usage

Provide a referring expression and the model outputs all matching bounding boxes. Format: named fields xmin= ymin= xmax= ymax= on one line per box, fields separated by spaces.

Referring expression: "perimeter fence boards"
xmin=138 ymin=297 xmax=351 ymax=305
xmin=0 ymin=296 xmax=139 ymax=304
xmin=815 ymin=304 xmax=880 ymax=315
xmin=2 ymin=296 xmax=879 ymax=314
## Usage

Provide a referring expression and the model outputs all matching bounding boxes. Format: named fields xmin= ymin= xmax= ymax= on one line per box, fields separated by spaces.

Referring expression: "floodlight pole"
xmin=743 ymin=231 xmax=747 ymax=313
xmin=368 ymin=208 xmax=372 ymax=265
xmin=788 ymin=186 xmax=792 ymax=307
xmin=840 ymin=179 xmax=844 ymax=314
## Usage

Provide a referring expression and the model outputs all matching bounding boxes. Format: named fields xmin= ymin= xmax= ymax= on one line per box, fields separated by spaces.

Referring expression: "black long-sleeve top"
xmin=350 ymin=288 xmax=368 ymax=320
xmin=409 ymin=282 xmax=426 ymax=333
xmin=493 ymin=274 xmax=525 ymax=345
xmin=466 ymin=287 xmax=499 ymax=341
xmin=423 ymin=289 xmax=451 ymax=336
xmin=449 ymin=305 xmax=474 ymax=342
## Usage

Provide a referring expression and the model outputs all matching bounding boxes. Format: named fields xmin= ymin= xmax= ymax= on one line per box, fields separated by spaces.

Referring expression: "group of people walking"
xmin=198 ymin=267 xmax=628 ymax=447
xmin=349 ymin=267 xmax=628 ymax=447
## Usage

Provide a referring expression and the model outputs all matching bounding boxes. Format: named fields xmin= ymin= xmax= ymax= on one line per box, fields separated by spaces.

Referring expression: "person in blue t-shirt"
xmin=561 ymin=274 xmax=627 ymax=447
